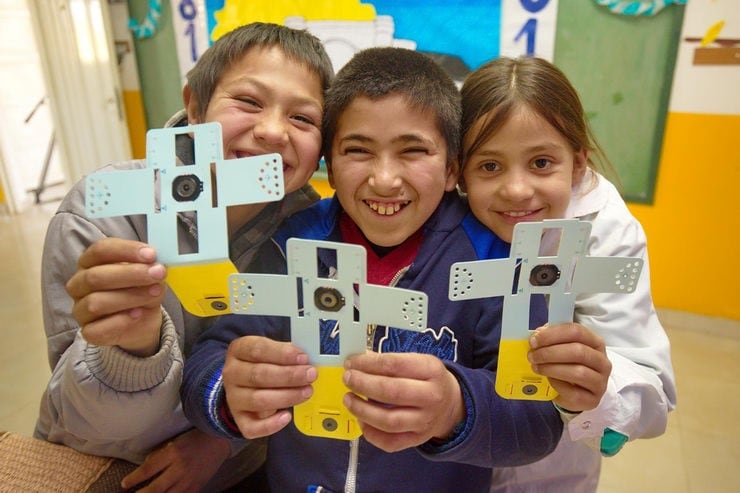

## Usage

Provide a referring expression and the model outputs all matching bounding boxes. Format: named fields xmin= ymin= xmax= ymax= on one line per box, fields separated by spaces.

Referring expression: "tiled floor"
xmin=1 ymin=201 xmax=738 ymax=492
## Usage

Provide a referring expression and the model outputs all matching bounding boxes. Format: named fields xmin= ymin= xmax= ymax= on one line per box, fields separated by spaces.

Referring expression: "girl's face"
xmin=462 ymin=105 xmax=586 ymax=243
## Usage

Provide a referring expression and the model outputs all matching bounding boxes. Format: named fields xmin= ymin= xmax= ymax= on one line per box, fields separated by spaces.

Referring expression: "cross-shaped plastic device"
xmin=85 ymin=122 xmax=284 ymax=317
xmin=448 ymin=219 xmax=643 ymax=401
xmin=229 ymin=238 xmax=429 ymax=440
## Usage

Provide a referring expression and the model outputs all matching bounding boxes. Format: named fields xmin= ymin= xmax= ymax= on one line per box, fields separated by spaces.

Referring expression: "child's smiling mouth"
xmin=365 ymin=200 xmax=409 ymax=216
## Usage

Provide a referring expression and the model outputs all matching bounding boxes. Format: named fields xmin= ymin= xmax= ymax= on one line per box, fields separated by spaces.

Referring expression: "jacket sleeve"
xmin=34 ymin=174 xmax=192 ymax=463
xmin=567 ymin=196 xmax=676 ymax=445
xmin=419 ymin=295 xmax=563 ymax=468
xmin=181 ymin=313 xmax=291 ymax=440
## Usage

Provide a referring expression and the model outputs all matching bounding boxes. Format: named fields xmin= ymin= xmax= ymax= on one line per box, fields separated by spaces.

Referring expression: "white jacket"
xmin=491 ymin=169 xmax=676 ymax=492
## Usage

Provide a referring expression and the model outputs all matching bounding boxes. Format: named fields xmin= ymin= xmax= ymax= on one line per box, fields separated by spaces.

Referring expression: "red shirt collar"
xmin=339 ymin=212 xmax=423 ymax=286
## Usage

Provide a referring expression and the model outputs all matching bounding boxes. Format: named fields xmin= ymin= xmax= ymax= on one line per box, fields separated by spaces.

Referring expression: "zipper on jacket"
xmin=344 ymin=438 xmax=359 ymax=493
xmin=343 ymin=264 xmax=411 ymax=492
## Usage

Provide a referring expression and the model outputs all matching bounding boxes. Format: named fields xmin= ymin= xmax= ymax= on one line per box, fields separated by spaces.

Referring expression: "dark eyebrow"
xmin=338 ymin=133 xmax=436 ymax=146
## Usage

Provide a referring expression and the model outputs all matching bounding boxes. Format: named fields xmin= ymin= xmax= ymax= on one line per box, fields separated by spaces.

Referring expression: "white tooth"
xmin=378 ymin=205 xmax=387 ymax=215
xmin=370 ymin=202 xmax=378 ymax=211
xmin=394 ymin=203 xmax=400 ymax=212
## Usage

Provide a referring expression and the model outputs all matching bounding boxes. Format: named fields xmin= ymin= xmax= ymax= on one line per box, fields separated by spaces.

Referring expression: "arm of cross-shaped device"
xmin=572 ymin=256 xmax=643 ymax=295
xmin=214 ymin=153 xmax=284 ymax=206
xmin=448 ymin=258 xmax=516 ymax=301
xmin=360 ymin=284 xmax=428 ymax=333
xmin=228 ymin=273 xmax=298 ymax=317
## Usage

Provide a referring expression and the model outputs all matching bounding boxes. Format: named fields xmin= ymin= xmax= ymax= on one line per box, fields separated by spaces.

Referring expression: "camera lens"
xmin=529 ymin=264 xmax=561 ymax=286
xmin=172 ymin=174 xmax=203 ymax=202
xmin=314 ymin=287 xmax=345 ymax=312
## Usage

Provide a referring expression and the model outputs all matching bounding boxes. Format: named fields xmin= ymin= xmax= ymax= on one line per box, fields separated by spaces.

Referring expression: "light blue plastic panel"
xmin=230 ymin=238 xmax=429 ymax=366
xmin=85 ymin=122 xmax=284 ymax=266
xmin=449 ymin=219 xmax=644 ymax=340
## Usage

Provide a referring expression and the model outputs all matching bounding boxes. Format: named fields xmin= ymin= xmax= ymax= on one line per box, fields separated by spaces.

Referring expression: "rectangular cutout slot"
xmin=177 ymin=210 xmax=198 ymax=255
xmin=540 ymin=227 xmax=563 ymax=256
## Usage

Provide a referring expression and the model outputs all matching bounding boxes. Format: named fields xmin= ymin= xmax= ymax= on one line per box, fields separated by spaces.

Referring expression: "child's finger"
xmin=227 ymin=336 xmax=310 ymax=366
xmin=529 ymin=342 xmax=610 ymax=372
xmin=530 ymin=322 xmax=605 ymax=350
xmin=78 ymin=237 xmax=156 ymax=268
xmin=344 ymin=351 xmax=440 ymax=380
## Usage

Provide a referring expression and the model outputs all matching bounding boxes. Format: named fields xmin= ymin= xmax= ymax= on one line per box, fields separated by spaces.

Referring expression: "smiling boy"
xmin=35 ymin=23 xmax=333 ymax=491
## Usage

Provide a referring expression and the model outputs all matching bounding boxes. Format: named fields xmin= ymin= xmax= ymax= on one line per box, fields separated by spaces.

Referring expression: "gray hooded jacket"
xmin=34 ymin=111 xmax=319 ymax=486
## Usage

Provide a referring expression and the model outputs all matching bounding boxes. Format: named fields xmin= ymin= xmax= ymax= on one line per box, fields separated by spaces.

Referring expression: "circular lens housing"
xmin=172 ymin=174 xmax=203 ymax=202
xmin=529 ymin=264 xmax=561 ymax=287
xmin=314 ymin=287 xmax=345 ymax=312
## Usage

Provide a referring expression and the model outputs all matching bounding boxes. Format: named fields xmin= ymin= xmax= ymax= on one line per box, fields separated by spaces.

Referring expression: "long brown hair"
xmin=460 ymin=56 xmax=618 ymax=187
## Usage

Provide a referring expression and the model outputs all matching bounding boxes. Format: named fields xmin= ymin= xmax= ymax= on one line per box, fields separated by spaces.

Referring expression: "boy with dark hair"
xmin=181 ymin=47 xmax=562 ymax=492
xmin=35 ymin=22 xmax=333 ymax=491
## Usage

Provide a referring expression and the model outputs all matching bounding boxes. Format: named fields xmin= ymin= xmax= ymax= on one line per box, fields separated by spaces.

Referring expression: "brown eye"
xmin=532 ymin=158 xmax=551 ymax=170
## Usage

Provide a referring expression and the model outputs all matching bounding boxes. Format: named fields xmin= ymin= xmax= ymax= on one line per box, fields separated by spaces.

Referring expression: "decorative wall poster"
xmin=669 ymin=0 xmax=739 ymax=115
xmin=171 ymin=0 xmax=559 ymax=86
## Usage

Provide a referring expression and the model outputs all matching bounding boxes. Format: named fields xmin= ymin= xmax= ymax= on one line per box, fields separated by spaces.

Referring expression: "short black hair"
xmin=186 ymin=22 xmax=334 ymax=120
xmin=322 ymin=47 xmax=461 ymax=168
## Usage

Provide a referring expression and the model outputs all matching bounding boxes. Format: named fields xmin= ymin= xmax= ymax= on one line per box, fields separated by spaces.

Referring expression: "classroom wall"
xmin=625 ymin=0 xmax=739 ymax=321
xmin=628 ymin=112 xmax=739 ymax=320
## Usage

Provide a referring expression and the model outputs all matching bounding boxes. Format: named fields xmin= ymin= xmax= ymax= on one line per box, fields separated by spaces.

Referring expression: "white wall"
xmin=669 ymin=0 xmax=740 ymax=115
xmin=0 ymin=1 xmax=65 ymax=213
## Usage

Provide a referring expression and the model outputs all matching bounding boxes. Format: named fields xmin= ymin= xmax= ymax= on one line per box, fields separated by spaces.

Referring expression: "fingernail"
xmin=295 ymin=353 xmax=308 ymax=365
xmin=343 ymin=370 xmax=351 ymax=385
xmin=148 ymin=264 xmax=166 ymax=280
xmin=306 ymin=367 xmax=317 ymax=382
xmin=148 ymin=284 xmax=162 ymax=296
xmin=140 ymin=246 xmax=156 ymax=262
xmin=529 ymin=335 xmax=538 ymax=349
xmin=129 ymin=308 xmax=143 ymax=319
xmin=277 ymin=411 xmax=291 ymax=425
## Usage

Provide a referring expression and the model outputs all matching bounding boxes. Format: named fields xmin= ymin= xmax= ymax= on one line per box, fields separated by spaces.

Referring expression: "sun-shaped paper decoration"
xmin=212 ymin=0 xmax=377 ymax=41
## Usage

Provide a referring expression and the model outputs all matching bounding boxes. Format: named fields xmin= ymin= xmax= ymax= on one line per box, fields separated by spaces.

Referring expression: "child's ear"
xmin=572 ymin=149 xmax=588 ymax=185
xmin=444 ymin=158 xmax=460 ymax=192
xmin=182 ymin=85 xmax=201 ymax=124
xmin=326 ymin=159 xmax=337 ymax=190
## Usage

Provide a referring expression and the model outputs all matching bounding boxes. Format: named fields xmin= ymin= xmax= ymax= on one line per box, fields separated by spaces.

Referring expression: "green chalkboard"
xmin=553 ymin=2 xmax=685 ymax=203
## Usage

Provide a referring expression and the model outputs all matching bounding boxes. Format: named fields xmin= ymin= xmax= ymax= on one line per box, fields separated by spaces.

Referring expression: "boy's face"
xmin=328 ymin=94 xmax=457 ymax=247
xmin=462 ymin=105 xmax=586 ymax=243
xmin=186 ymin=46 xmax=323 ymax=196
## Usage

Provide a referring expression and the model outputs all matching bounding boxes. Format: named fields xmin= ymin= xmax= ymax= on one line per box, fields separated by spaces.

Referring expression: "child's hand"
xmin=342 ymin=352 xmax=465 ymax=453
xmin=222 ymin=336 xmax=317 ymax=439
xmin=528 ymin=323 xmax=612 ymax=412
xmin=65 ymin=237 xmax=166 ymax=357
xmin=120 ymin=428 xmax=230 ymax=492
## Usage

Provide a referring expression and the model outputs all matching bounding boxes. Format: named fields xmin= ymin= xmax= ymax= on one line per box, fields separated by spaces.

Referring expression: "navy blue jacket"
xmin=182 ymin=192 xmax=562 ymax=492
